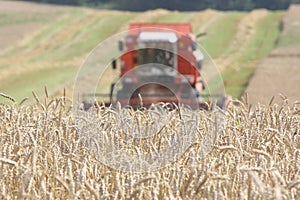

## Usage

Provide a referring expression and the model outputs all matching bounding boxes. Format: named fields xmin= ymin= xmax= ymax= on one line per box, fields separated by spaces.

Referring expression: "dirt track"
xmin=245 ymin=50 xmax=300 ymax=105
xmin=245 ymin=5 xmax=300 ymax=105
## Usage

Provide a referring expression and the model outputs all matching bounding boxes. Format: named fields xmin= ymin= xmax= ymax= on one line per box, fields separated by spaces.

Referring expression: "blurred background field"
xmin=0 ymin=0 xmax=299 ymax=104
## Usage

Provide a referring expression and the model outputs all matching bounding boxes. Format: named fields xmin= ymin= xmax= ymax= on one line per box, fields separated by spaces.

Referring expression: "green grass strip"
xmin=222 ymin=11 xmax=283 ymax=98
xmin=0 ymin=66 xmax=77 ymax=102
xmin=198 ymin=12 xmax=245 ymax=59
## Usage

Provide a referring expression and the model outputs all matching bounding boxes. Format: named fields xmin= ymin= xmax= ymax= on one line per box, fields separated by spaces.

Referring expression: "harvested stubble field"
xmin=0 ymin=93 xmax=300 ymax=199
xmin=0 ymin=1 xmax=283 ymax=101
xmin=245 ymin=5 xmax=300 ymax=105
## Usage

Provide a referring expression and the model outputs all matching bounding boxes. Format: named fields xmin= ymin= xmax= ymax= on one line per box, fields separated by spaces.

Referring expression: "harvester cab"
xmin=137 ymin=31 xmax=177 ymax=69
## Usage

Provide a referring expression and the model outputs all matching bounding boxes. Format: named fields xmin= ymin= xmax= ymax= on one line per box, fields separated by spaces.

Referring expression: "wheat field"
xmin=0 ymin=92 xmax=299 ymax=199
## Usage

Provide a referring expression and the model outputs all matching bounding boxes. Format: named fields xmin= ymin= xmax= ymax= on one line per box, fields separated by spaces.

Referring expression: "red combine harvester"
xmin=83 ymin=23 xmax=229 ymax=110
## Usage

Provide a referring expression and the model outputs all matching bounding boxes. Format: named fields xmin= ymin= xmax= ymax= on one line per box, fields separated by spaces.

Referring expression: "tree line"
xmin=22 ymin=0 xmax=300 ymax=11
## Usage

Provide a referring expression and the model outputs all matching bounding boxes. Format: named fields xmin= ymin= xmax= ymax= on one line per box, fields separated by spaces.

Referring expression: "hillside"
xmin=0 ymin=0 xmax=283 ymax=102
xmin=245 ymin=5 xmax=300 ymax=105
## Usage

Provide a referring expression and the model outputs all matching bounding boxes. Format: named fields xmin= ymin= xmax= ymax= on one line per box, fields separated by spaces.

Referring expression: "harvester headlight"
xmin=124 ymin=77 xmax=133 ymax=83
xmin=121 ymin=61 xmax=125 ymax=69
xmin=126 ymin=36 xmax=133 ymax=43
xmin=181 ymin=77 xmax=189 ymax=83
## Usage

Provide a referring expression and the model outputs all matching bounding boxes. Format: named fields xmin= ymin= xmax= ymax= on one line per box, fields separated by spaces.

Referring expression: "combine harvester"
xmin=82 ymin=23 xmax=230 ymax=110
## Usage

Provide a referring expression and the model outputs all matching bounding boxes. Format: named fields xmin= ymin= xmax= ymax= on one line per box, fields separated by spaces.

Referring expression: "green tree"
xmin=18 ymin=0 xmax=300 ymax=10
